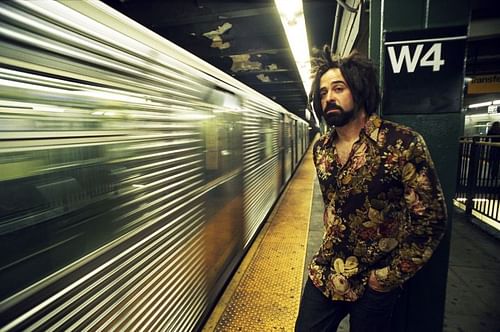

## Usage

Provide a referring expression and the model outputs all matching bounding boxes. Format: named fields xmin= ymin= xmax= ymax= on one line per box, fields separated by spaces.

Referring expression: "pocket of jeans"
xmin=366 ymin=285 xmax=392 ymax=295
xmin=362 ymin=285 xmax=399 ymax=307
xmin=358 ymin=286 xmax=399 ymax=313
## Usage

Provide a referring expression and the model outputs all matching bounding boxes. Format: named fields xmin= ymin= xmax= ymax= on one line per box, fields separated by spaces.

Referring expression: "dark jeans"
xmin=295 ymin=278 xmax=400 ymax=332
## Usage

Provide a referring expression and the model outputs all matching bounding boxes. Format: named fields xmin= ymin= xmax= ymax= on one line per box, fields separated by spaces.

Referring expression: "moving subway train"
xmin=0 ymin=1 xmax=309 ymax=331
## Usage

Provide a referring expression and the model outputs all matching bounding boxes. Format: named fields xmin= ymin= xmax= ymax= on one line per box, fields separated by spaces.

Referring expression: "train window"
xmin=203 ymin=88 xmax=243 ymax=182
xmin=260 ymin=117 xmax=274 ymax=161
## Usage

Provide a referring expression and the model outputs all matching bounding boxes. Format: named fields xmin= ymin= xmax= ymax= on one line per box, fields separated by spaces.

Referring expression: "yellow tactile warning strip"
xmin=202 ymin=146 xmax=316 ymax=332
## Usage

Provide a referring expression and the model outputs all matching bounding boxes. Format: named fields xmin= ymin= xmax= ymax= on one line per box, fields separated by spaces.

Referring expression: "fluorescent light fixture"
xmin=275 ymin=0 xmax=311 ymax=95
xmin=493 ymin=100 xmax=500 ymax=105
xmin=468 ymin=101 xmax=492 ymax=108
xmin=465 ymin=113 xmax=500 ymax=118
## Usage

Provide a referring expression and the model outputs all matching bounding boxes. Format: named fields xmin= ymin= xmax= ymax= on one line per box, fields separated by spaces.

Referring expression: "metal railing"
xmin=455 ymin=135 xmax=500 ymax=228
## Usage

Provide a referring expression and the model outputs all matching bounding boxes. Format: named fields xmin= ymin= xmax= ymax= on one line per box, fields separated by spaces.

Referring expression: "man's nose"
xmin=326 ymin=90 xmax=336 ymax=104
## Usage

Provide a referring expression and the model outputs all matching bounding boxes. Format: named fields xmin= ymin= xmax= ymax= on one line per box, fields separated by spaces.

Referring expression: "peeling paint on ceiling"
xmin=229 ymin=54 xmax=262 ymax=72
xmin=267 ymin=63 xmax=279 ymax=70
xmin=202 ymin=22 xmax=232 ymax=49
xmin=256 ymin=73 xmax=271 ymax=82
xmin=102 ymin=0 xmax=340 ymax=116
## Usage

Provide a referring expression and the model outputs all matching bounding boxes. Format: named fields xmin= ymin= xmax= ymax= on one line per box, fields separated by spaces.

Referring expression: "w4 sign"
xmin=387 ymin=42 xmax=445 ymax=73
xmin=382 ymin=27 xmax=467 ymax=114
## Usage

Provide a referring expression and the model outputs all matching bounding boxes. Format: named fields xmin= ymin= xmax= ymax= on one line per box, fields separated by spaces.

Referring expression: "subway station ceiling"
xmin=103 ymin=0 xmax=338 ymax=118
xmin=466 ymin=0 xmax=500 ymax=76
xmin=103 ymin=0 xmax=500 ymax=118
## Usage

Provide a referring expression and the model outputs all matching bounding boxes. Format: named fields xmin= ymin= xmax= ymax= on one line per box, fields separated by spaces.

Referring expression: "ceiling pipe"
xmin=331 ymin=0 xmax=363 ymax=53
xmin=330 ymin=2 xmax=343 ymax=52
xmin=337 ymin=0 xmax=359 ymax=13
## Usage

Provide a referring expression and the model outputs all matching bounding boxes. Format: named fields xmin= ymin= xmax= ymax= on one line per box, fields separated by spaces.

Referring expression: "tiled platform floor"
xmin=443 ymin=209 xmax=500 ymax=332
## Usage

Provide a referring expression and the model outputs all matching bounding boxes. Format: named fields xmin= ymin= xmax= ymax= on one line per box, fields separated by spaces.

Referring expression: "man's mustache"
xmin=325 ymin=103 xmax=344 ymax=113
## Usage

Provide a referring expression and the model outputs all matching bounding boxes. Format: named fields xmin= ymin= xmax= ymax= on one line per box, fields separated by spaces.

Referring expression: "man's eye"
xmin=334 ymin=87 xmax=343 ymax=93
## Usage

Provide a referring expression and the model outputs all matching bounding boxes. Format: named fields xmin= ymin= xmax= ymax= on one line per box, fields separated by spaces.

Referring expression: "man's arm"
xmin=371 ymin=133 xmax=447 ymax=290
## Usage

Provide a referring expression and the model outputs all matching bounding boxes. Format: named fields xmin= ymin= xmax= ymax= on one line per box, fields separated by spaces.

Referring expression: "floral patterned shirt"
xmin=309 ymin=114 xmax=447 ymax=301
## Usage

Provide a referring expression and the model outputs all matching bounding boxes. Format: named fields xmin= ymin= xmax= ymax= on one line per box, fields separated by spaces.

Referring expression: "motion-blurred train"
xmin=0 ymin=1 xmax=310 ymax=331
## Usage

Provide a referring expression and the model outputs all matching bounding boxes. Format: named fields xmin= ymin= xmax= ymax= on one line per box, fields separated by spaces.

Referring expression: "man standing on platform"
xmin=295 ymin=46 xmax=447 ymax=332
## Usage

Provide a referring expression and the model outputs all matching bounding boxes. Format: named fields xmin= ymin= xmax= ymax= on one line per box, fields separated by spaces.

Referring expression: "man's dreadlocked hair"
xmin=309 ymin=45 xmax=381 ymax=121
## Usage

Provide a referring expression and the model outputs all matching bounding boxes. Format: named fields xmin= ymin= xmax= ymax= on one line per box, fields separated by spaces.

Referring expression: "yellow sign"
xmin=468 ymin=75 xmax=500 ymax=94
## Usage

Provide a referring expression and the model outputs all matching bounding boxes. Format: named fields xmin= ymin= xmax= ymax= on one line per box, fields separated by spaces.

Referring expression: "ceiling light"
xmin=465 ymin=113 xmax=500 ymax=118
xmin=274 ymin=0 xmax=311 ymax=95
xmin=468 ymin=101 xmax=492 ymax=108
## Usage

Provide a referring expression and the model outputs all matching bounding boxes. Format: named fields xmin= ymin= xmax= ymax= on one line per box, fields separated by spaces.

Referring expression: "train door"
xmin=283 ymin=116 xmax=292 ymax=182
xmin=290 ymin=119 xmax=296 ymax=171
xmin=278 ymin=113 xmax=285 ymax=190
xmin=297 ymin=122 xmax=303 ymax=157
xmin=202 ymin=89 xmax=245 ymax=304
xmin=293 ymin=120 xmax=300 ymax=167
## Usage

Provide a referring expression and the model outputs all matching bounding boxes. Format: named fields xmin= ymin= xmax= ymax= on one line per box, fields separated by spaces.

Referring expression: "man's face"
xmin=319 ymin=68 xmax=356 ymax=127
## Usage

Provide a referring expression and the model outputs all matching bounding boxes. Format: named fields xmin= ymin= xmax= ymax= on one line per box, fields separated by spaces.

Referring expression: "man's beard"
xmin=323 ymin=102 xmax=356 ymax=127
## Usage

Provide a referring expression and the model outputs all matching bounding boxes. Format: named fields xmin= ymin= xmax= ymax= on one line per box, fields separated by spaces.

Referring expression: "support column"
xmin=368 ymin=0 xmax=471 ymax=331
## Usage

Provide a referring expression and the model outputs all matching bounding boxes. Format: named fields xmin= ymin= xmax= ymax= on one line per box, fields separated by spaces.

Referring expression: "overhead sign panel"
xmin=383 ymin=26 xmax=467 ymax=114
xmin=468 ymin=75 xmax=500 ymax=94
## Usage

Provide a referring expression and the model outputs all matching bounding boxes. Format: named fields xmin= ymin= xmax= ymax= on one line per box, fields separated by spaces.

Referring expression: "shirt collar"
xmin=363 ymin=113 xmax=382 ymax=143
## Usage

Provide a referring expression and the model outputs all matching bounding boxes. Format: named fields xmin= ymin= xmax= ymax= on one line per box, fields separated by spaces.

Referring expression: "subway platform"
xmin=202 ymin=145 xmax=500 ymax=332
